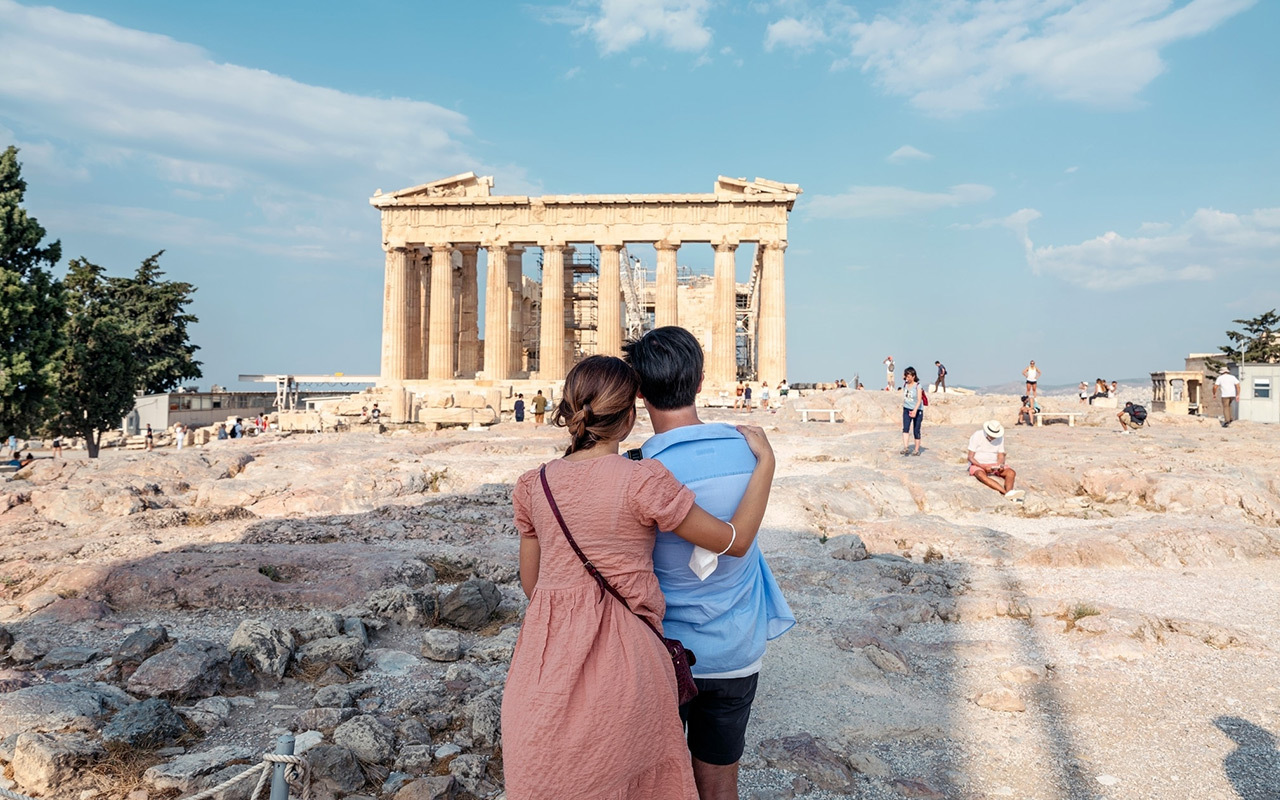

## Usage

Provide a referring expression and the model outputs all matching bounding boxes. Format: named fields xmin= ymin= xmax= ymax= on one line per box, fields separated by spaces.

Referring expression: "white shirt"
xmin=968 ymin=430 xmax=1005 ymax=465
xmin=1216 ymin=373 xmax=1241 ymax=398
xmin=884 ymin=359 xmax=894 ymax=372
xmin=1025 ymin=366 xmax=1038 ymax=381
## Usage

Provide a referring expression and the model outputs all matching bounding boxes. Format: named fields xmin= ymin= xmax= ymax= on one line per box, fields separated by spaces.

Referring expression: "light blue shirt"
xmin=642 ymin=423 xmax=795 ymax=676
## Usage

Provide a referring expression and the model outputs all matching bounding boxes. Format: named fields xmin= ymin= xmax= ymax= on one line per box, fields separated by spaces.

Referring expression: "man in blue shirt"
xmin=624 ymin=326 xmax=795 ymax=800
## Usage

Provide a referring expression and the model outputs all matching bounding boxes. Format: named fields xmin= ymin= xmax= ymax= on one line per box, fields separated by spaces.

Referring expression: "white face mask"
xmin=689 ymin=546 xmax=719 ymax=581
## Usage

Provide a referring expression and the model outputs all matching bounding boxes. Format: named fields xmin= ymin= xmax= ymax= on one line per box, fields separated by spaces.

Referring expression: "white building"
xmin=1234 ymin=363 xmax=1280 ymax=423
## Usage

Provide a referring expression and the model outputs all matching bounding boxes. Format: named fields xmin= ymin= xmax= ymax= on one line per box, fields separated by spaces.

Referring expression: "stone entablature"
xmin=372 ymin=174 xmax=799 ymax=249
xmin=371 ymin=173 xmax=799 ymax=400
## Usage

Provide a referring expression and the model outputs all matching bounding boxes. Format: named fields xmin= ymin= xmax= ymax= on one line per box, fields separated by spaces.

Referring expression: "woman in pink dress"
xmin=502 ymin=356 xmax=776 ymax=800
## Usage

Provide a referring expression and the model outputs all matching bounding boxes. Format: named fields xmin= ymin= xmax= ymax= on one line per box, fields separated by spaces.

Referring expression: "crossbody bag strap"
xmin=538 ymin=464 xmax=664 ymax=640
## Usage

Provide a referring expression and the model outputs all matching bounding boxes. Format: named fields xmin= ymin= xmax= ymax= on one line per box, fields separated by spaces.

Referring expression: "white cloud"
xmin=564 ymin=66 xmax=582 ymax=79
xmin=0 ymin=0 xmax=499 ymax=258
xmin=1065 ymin=165 xmax=1079 ymax=174
xmin=842 ymin=0 xmax=1257 ymax=114
xmin=807 ymin=183 xmax=995 ymax=218
xmin=887 ymin=145 xmax=933 ymax=163
xmin=981 ymin=206 xmax=1280 ymax=290
xmin=576 ymin=0 xmax=713 ymax=55
xmin=765 ymin=16 xmax=828 ymax=51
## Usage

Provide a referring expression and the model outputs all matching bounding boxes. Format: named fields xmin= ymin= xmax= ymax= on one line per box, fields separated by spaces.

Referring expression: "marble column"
xmin=483 ymin=242 xmax=510 ymax=380
xmin=563 ymin=246 xmax=577 ymax=370
xmin=458 ymin=246 xmax=480 ymax=376
xmin=758 ymin=240 xmax=788 ymax=385
xmin=427 ymin=244 xmax=455 ymax=380
xmin=711 ymin=242 xmax=738 ymax=386
xmin=380 ymin=246 xmax=410 ymax=384
xmin=596 ymin=244 xmax=622 ymax=357
xmin=506 ymin=247 xmax=524 ymax=375
xmin=406 ymin=251 xmax=423 ymax=380
xmin=418 ymin=249 xmax=431 ymax=379
xmin=539 ymin=244 xmax=566 ymax=380
xmin=654 ymin=240 xmax=679 ymax=329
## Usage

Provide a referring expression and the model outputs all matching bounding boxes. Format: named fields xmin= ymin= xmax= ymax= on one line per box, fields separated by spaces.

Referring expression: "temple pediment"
xmin=714 ymin=176 xmax=802 ymax=198
xmin=376 ymin=172 xmax=495 ymax=201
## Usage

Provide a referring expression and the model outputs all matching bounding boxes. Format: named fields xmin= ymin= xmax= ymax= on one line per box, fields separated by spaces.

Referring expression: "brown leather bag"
xmin=538 ymin=465 xmax=699 ymax=706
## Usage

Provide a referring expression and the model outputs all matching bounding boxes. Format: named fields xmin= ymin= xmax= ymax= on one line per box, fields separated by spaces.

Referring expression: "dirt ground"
xmin=1 ymin=389 xmax=1277 ymax=799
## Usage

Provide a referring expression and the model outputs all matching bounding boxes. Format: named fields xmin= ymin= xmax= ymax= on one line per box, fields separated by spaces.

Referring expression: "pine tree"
xmin=108 ymin=251 xmax=202 ymax=394
xmin=0 ymin=146 xmax=65 ymax=439
xmin=51 ymin=259 xmax=141 ymax=458
xmin=1218 ymin=310 xmax=1280 ymax=364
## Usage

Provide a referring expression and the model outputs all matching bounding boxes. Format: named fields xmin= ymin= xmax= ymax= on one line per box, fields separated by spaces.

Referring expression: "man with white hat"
xmin=968 ymin=420 xmax=1025 ymax=502
xmin=1212 ymin=367 xmax=1241 ymax=427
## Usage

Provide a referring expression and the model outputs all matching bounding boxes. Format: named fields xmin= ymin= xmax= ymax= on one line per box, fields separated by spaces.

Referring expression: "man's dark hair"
xmin=622 ymin=326 xmax=703 ymax=410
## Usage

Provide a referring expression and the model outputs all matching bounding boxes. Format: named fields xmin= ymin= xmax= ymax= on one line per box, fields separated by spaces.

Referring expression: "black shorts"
xmin=680 ymin=673 xmax=759 ymax=765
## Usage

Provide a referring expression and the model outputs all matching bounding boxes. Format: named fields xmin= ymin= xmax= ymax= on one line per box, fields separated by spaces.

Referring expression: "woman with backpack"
xmin=901 ymin=366 xmax=925 ymax=456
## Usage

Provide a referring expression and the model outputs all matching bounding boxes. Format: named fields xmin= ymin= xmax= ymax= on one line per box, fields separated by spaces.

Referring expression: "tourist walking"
xmin=51 ymin=436 xmax=62 ymax=459
xmin=174 ymin=423 xmax=186 ymax=450
xmin=144 ymin=424 xmax=154 ymax=451
xmin=743 ymin=382 xmax=753 ymax=412
xmin=884 ymin=356 xmax=895 ymax=391
xmin=531 ymin=390 xmax=548 ymax=425
xmin=513 ymin=393 xmax=525 ymax=423
xmin=1022 ymin=360 xmax=1040 ymax=398
xmin=3 ymin=434 xmax=15 ymax=458
xmin=502 ymin=354 xmax=777 ymax=800
xmin=934 ymin=361 xmax=947 ymax=393
xmin=759 ymin=381 xmax=771 ymax=412
xmin=733 ymin=381 xmax=744 ymax=409
xmin=778 ymin=379 xmax=789 ymax=405
xmin=1213 ymin=368 xmax=1241 ymax=427
xmin=901 ymin=366 xmax=924 ymax=456
xmin=624 ymin=327 xmax=794 ymax=800
xmin=1078 ymin=381 xmax=1089 ymax=405
xmin=967 ymin=420 xmax=1024 ymax=502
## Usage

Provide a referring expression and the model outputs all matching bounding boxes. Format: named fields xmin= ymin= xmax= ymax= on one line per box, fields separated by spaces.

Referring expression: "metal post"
xmin=270 ymin=733 xmax=294 ymax=800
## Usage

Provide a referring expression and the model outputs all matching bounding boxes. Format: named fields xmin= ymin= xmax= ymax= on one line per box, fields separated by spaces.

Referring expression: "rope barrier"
xmin=0 ymin=751 xmax=310 ymax=800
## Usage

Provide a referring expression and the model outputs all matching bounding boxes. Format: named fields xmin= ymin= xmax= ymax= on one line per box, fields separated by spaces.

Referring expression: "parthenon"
xmin=371 ymin=173 xmax=800 ymax=392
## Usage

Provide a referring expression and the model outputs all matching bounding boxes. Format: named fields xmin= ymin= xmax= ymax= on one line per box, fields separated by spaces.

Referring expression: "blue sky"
xmin=2 ymin=0 xmax=1277 ymax=388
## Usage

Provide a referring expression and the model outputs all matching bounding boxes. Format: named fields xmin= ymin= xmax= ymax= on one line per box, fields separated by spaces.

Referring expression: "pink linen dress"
xmin=502 ymin=456 xmax=699 ymax=800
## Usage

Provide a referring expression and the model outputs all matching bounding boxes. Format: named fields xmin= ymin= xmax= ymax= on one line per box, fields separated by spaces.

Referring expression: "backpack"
xmin=1130 ymin=404 xmax=1148 ymax=423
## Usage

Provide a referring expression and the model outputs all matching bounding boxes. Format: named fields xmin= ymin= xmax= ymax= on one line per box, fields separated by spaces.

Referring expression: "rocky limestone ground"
xmin=1 ymin=389 xmax=1277 ymax=800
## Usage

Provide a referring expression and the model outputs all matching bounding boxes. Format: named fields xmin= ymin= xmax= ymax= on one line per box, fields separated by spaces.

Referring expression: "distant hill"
xmin=975 ymin=379 xmax=1152 ymax=398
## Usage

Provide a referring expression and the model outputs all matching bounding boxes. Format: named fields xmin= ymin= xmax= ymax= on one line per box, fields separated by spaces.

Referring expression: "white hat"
xmin=1219 ymin=367 xmax=1229 ymax=374
xmin=983 ymin=420 xmax=1004 ymax=439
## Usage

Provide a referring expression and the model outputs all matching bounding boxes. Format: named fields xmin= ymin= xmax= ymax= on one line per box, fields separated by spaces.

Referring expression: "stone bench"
xmin=1034 ymin=412 xmax=1082 ymax=427
xmin=798 ymin=408 xmax=842 ymax=423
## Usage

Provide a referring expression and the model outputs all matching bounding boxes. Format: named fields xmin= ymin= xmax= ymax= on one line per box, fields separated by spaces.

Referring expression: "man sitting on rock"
xmin=968 ymin=420 xmax=1024 ymax=502
xmin=1117 ymin=401 xmax=1148 ymax=434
